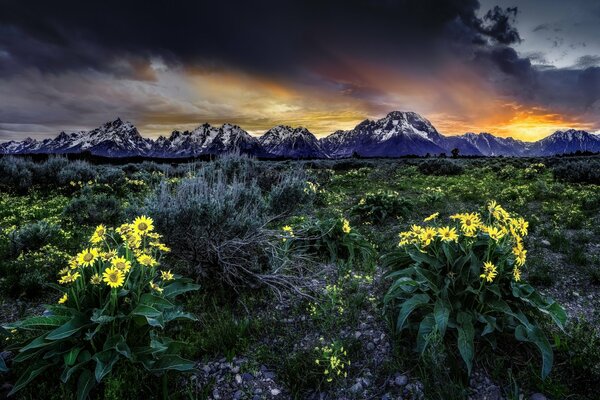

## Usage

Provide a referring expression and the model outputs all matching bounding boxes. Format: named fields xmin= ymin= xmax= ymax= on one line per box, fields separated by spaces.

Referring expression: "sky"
xmin=1 ymin=0 xmax=600 ymax=142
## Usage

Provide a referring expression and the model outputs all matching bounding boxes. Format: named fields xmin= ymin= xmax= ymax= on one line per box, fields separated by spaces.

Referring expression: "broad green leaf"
xmin=139 ymin=293 xmax=174 ymax=308
xmin=6 ymin=315 xmax=70 ymax=331
xmin=515 ymin=325 xmax=554 ymax=379
xmin=416 ymin=313 xmax=436 ymax=353
xmin=131 ymin=305 xmax=161 ymax=318
xmin=149 ymin=354 xmax=196 ymax=372
xmin=61 ymin=358 xmax=91 ymax=383
xmin=433 ymin=299 xmax=450 ymax=336
xmin=77 ymin=369 xmax=95 ymax=400
xmin=457 ymin=312 xmax=474 ymax=376
xmin=19 ymin=335 xmax=51 ymax=352
xmin=161 ymin=281 xmax=201 ymax=298
xmin=47 ymin=316 xmax=89 ymax=340
xmin=395 ymin=294 xmax=430 ymax=332
xmin=93 ymin=350 xmax=119 ymax=383
xmin=64 ymin=347 xmax=82 ymax=366
xmin=163 ymin=309 xmax=197 ymax=323
xmin=8 ymin=362 xmax=51 ymax=395
xmin=0 ymin=354 xmax=7 ymax=372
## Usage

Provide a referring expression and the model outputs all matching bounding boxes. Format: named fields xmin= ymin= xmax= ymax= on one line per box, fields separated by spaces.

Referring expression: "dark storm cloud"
xmin=575 ymin=55 xmax=600 ymax=69
xmin=0 ymin=0 xmax=521 ymax=79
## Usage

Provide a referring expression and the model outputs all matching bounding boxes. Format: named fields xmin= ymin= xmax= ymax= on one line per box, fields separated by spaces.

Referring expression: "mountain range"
xmin=2 ymin=112 xmax=600 ymax=158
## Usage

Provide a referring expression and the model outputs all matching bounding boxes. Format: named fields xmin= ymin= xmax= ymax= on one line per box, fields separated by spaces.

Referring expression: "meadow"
xmin=0 ymin=154 xmax=599 ymax=400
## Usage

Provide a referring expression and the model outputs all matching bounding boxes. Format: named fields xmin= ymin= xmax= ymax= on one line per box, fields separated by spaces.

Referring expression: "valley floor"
xmin=1 ymin=155 xmax=599 ymax=400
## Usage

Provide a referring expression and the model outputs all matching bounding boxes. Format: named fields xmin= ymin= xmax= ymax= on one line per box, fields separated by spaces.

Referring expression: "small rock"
xmin=530 ymin=394 xmax=547 ymax=400
xmin=264 ymin=371 xmax=276 ymax=380
xmin=271 ymin=388 xmax=282 ymax=396
xmin=394 ymin=374 xmax=408 ymax=387
xmin=233 ymin=390 xmax=244 ymax=400
xmin=366 ymin=342 xmax=376 ymax=351
xmin=235 ymin=374 xmax=242 ymax=384
xmin=354 ymin=331 xmax=362 ymax=339
xmin=350 ymin=382 xmax=363 ymax=393
xmin=540 ymin=239 xmax=550 ymax=247
xmin=242 ymin=372 xmax=254 ymax=381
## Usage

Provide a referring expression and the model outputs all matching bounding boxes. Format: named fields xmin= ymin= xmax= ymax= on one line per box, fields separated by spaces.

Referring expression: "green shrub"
xmin=351 ymin=190 xmax=413 ymax=222
xmin=418 ymin=159 xmax=464 ymax=176
xmin=0 ymin=221 xmax=71 ymax=297
xmin=286 ymin=217 xmax=376 ymax=268
xmin=145 ymin=158 xmax=310 ymax=292
xmin=553 ymin=159 xmax=600 ymax=184
xmin=63 ymin=187 xmax=124 ymax=226
xmin=3 ymin=217 xmax=199 ymax=398
xmin=383 ymin=202 xmax=566 ymax=378
xmin=0 ymin=156 xmax=33 ymax=193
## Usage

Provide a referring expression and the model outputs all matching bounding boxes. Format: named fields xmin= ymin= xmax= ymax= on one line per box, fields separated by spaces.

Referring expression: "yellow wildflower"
xmin=424 ymin=212 xmax=439 ymax=222
xmin=102 ymin=266 xmax=125 ymax=288
xmin=420 ymin=227 xmax=437 ymax=246
xmin=341 ymin=218 xmax=351 ymax=234
xmin=480 ymin=261 xmax=498 ymax=283
xmin=111 ymin=256 xmax=132 ymax=273
xmin=58 ymin=271 xmax=81 ymax=285
xmin=90 ymin=224 xmax=106 ymax=244
xmin=58 ymin=293 xmax=68 ymax=304
xmin=90 ymin=273 xmax=102 ymax=285
xmin=161 ymin=270 xmax=174 ymax=281
xmin=137 ymin=254 xmax=157 ymax=267
xmin=77 ymin=247 xmax=99 ymax=267
xmin=438 ymin=226 xmax=459 ymax=242
xmin=513 ymin=267 xmax=521 ymax=282
xmin=150 ymin=281 xmax=164 ymax=293
xmin=132 ymin=216 xmax=154 ymax=236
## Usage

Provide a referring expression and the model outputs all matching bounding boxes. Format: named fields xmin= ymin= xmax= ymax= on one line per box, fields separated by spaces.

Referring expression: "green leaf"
xmin=77 ymin=369 xmax=95 ymax=400
xmin=416 ymin=313 xmax=436 ymax=353
xmin=149 ymin=354 xmax=196 ymax=372
xmin=93 ymin=350 xmax=119 ymax=383
xmin=131 ymin=305 xmax=161 ymax=318
xmin=161 ymin=280 xmax=200 ymax=298
xmin=90 ymin=309 xmax=115 ymax=324
xmin=47 ymin=316 xmax=89 ymax=340
xmin=395 ymin=293 xmax=430 ymax=332
xmin=0 ymin=354 xmax=7 ymax=372
xmin=103 ymin=335 xmax=132 ymax=359
xmin=61 ymin=354 xmax=92 ymax=383
xmin=64 ymin=347 xmax=82 ymax=366
xmin=139 ymin=293 xmax=174 ymax=308
xmin=163 ymin=309 xmax=197 ymax=323
xmin=8 ymin=362 xmax=51 ymax=395
xmin=19 ymin=335 xmax=51 ymax=352
xmin=515 ymin=325 xmax=554 ymax=379
xmin=457 ymin=312 xmax=475 ymax=376
xmin=6 ymin=315 xmax=70 ymax=331
xmin=433 ymin=300 xmax=450 ymax=337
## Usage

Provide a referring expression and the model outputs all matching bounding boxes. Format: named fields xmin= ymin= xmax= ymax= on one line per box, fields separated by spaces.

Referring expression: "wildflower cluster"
xmin=398 ymin=201 xmax=528 ymax=283
xmin=3 ymin=216 xmax=199 ymax=397
xmin=314 ymin=339 xmax=349 ymax=383
xmin=304 ymin=181 xmax=319 ymax=194
xmin=57 ymin=216 xmax=172 ymax=298
xmin=385 ymin=201 xmax=565 ymax=379
xmin=308 ymin=283 xmax=346 ymax=320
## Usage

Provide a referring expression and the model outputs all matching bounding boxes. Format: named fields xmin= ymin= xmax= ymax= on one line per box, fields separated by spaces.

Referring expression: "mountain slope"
xmin=259 ymin=125 xmax=327 ymax=158
xmin=151 ymin=123 xmax=262 ymax=157
xmin=460 ymin=132 xmax=528 ymax=156
xmin=2 ymin=113 xmax=600 ymax=158
xmin=526 ymin=129 xmax=600 ymax=156
xmin=320 ymin=111 xmax=448 ymax=157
